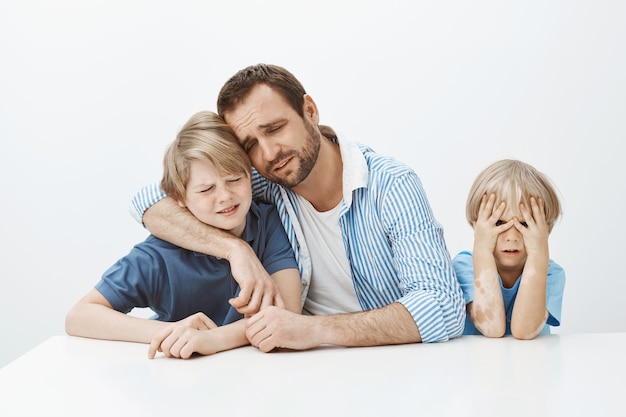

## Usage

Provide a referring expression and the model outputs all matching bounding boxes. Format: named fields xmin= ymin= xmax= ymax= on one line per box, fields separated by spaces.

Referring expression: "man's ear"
xmin=303 ymin=94 xmax=319 ymax=124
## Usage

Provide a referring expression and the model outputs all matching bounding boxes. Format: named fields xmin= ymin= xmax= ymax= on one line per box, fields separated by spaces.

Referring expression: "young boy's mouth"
xmin=218 ymin=204 xmax=239 ymax=215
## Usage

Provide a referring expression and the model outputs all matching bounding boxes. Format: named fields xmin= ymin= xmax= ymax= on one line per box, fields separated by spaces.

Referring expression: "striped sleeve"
xmin=129 ymin=182 xmax=167 ymax=225
xmin=376 ymin=168 xmax=465 ymax=342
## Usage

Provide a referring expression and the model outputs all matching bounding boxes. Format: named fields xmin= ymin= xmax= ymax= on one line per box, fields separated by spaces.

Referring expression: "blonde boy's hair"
xmin=466 ymin=159 xmax=562 ymax=232
xmin=161 ymin=111 xmax=252 ymax=203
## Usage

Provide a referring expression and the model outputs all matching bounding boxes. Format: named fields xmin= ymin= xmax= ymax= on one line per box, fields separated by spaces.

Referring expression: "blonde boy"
xmin=453 ymin=159 xmax=565 ymax=339
xmin=66 ymin=111 xmax=301 ymax=358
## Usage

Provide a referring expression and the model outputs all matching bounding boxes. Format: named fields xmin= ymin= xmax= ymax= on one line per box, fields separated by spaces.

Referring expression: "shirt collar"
xmin=333 ymin=133 xmax=369 ymax=208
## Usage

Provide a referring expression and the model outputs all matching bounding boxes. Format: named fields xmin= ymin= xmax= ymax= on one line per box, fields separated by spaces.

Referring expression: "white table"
xmin=1 ymin=333 xmax=624 ymax=417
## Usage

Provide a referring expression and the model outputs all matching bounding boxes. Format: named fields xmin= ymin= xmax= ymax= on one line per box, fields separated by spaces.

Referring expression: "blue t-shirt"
xmin=96 ymin=201 xmax=298 ymax=324
xmin=453 ymin=251 xmax=565 ymax=335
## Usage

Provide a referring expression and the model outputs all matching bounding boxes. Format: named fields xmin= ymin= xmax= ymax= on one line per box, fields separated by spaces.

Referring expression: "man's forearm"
xmin=143 ymin=196 xmax=241 ymax=257
xmin=143 ymin=196 xmax=283 ymax=315
xmin=317 ymin=302 xmax=421 ymax=347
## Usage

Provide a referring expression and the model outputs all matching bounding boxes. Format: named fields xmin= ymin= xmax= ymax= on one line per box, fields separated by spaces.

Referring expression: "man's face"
xmin=224 ymin=84 xmax=321 ymax=188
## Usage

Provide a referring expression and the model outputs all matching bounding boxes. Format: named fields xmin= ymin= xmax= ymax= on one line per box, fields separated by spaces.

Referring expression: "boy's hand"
xmin=148 ymin=313 xmax=217 ymax=359
xmin=148 ymin=326 xmax=205 ymax=359
xmin=515 ymin=197 xmax=549 ymax=256
xmin=175 ymin=312 xmax=218 ymax=331
xmin=473 ymin=193 xmax=513 ymax=253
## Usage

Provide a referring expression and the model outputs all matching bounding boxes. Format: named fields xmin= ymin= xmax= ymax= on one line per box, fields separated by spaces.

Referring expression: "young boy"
xmin=453 ymin=159 xmax=565 ymax=339
xmin=65 ymin=111 xmax=301 ymax=358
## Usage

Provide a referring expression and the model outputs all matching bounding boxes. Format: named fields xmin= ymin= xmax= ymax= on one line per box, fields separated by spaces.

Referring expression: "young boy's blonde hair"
xmin=161 ymin=111 xmax=252 ymax=203
xmin=466 ymin=159 xmax=562 ymax=232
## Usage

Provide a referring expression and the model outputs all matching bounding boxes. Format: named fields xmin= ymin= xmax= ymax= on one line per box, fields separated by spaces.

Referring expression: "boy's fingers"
xmin=148 ymin=336 xmax=164 ymax=359
xmin=493 ymin=200 xmax=507 ymax=219
xmin=531 ymin=197 xmax=546 ymax=220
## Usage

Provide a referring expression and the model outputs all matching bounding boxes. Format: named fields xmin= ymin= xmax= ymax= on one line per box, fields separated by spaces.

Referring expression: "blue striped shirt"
xmin=130 ymin=135 xmax=465 ymax=342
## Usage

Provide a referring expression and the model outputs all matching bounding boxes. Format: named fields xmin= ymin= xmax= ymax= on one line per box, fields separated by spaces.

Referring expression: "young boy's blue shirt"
xmin=453 ymin=251 xmax=565 ymax=335
xmin=96 ymin=201 xmax=298 ymax=324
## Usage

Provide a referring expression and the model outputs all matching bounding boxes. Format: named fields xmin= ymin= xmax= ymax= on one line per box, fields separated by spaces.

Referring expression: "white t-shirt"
xmin=295 ymin=194 xmax=361 ymax=315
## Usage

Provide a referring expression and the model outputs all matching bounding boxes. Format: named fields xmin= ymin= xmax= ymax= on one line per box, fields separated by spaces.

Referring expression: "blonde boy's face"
xmin=179 ymin=159 xmax=252 ymax=238
xmin=493 ymin=202 xmax=528 ymax=273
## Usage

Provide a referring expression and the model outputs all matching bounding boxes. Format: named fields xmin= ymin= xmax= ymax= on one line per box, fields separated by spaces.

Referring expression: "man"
xmin=132 ymin=64 xmax=465 ymax=351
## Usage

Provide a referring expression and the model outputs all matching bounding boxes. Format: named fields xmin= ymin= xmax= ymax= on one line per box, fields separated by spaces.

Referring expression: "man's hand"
xmin=227 ymin=241 xmax=285 ymax=315
xmin=473 ymin=193 xmax=513 ymax=253
xmin=148 ymin=312 xmax=217 ymax=359
xmin=245 ymin=306 xmax=318 ymax=352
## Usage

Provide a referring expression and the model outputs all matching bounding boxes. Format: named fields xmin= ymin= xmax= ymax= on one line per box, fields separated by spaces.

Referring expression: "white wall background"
xmin=1 ymin=0 xmax=625 ymax=368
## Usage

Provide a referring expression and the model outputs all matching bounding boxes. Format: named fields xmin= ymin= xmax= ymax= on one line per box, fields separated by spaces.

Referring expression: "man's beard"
xmin=264 ymin=121 xmax=321 ymax=188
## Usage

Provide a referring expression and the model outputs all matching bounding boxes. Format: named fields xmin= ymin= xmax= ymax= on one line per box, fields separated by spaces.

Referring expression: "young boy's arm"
xmin=510 ymin=197 xmax=550 ymax=339
xmin=147 ymin=267 xmax=302 ymax=359
xmin=470 ymin=194 xmax=507 ymax=337
xmin=64 ymin=289 xmax=217 ymax=343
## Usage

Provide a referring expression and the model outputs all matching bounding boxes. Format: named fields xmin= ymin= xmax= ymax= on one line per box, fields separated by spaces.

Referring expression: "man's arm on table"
xmin=246 ymin=302 xmax=420 ymax=352
xmin=244 ymin=169 xmax=465 ymax=351
xmin=142 ymin=196 xmax=284 ymax=313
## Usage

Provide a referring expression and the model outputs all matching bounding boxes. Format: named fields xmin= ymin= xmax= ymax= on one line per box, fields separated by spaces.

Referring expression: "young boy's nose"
xmin=216 ymin=185 xmax=232 ymax=202
xmin=502 ymin=226 xmax=521 ymax=241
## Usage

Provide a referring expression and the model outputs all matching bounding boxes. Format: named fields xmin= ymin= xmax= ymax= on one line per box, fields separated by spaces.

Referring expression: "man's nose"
xmin=258 ymin=138 xmax=280 ymax=161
